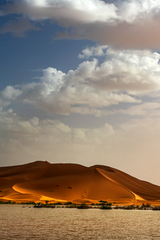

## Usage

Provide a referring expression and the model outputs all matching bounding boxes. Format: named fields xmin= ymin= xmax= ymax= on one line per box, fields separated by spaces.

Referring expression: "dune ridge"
xmin=96 ymin=168 xmax=144 ymax=201
xmin=0 ymin=161 xmax=160 ymax=205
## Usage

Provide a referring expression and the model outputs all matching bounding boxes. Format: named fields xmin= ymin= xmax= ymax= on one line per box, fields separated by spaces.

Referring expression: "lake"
xmin=0 ymin=205 xmax=160 ymax=239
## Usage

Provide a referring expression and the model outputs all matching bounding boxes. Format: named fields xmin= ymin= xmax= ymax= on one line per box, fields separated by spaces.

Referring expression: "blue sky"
xmin=1 ymin=0 xmax=160 ymax=185
xmin=0 ymin=18 xmax=91 ymax=88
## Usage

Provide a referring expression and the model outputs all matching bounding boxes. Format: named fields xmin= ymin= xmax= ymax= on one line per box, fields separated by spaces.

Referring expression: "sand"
xmin=0 ymin=161 xmax=160 ymax=205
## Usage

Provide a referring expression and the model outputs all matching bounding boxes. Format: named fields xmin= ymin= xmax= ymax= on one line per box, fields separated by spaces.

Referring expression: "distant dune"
xmin=1 ymin=161 xmax=160 ymax=205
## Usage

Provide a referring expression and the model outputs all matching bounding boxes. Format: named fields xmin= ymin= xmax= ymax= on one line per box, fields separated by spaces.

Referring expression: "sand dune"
xmin=0 ymin=161 xmax=160 ymax=204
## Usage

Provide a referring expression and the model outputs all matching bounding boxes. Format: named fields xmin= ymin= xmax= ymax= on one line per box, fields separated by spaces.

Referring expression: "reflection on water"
xmin=1 ymin=205 xmax=160 ymax=239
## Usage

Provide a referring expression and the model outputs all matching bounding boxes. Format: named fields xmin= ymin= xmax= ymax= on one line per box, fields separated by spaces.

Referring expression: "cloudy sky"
xmin=1 ymin=0 xmax=160 ymax=185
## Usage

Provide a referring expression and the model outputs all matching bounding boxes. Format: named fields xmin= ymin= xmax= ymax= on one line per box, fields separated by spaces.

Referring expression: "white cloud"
xmin=3 ymin=0 xmax=160 ymax=24
xmin=2 ymin=86 xmax=22 ymax=100
xmin=2 ymin=47 xmax=160 ymax=115
xmin=117 ymin=0 xmax=160 ymax=23
xmin=2 ymin=0 xmax=160 ymax=48
xmin=3 ymin=0 xmax=118 ymax=23
xmin=0 ymin=108 xmax=114 ymax=144
xmin=0 ymin=108 xmax=115 ymax=166
xmin=79 ymin=47 xmax=160 ymax=94
xmin=118 ymin=102 xmax=160 ymax=116
xmin=78 ymin=45 xmax=108 ymax=59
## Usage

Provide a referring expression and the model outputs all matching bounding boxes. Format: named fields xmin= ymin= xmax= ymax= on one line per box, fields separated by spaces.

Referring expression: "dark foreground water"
xmin=0 ymin=205 xmax=160 ymax=239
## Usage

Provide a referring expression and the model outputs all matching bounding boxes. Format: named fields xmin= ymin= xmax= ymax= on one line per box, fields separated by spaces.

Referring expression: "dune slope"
xmin=0 ymin=161 xmax=160 ymax=204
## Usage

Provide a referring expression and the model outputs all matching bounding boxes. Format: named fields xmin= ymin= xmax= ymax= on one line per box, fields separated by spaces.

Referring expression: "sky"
xmin=1 ymin=0 xmax=160 ymax=185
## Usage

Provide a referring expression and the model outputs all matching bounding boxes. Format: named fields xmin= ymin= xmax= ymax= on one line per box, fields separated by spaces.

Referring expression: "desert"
xmin=1 ymin=161 xmax=160 ymax=206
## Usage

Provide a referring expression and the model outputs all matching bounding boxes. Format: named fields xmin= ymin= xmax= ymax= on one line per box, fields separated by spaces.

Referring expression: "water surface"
xmin=0 ymin=205 xmax=160 ymax=239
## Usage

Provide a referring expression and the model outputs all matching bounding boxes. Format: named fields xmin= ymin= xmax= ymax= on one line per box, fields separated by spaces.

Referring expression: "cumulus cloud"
xmin=78 ymin=47 xmax=160 ymax=94
xmin=2 ymin=86 xmax=22 ymax=100
xmin=1 ymin=47 xmax=160 ymax=115
xmin=78 ymin=45 xmax=108 ymax=59
xmin=2 ymin=0 xmax=160 ymax=48
xmin=0 ymin=108 xmax=114 ymax=150
xmin=0 ymin=107 xmax=115 ymax=166
xmin=4 ymin=48 xmax=156 ymax=115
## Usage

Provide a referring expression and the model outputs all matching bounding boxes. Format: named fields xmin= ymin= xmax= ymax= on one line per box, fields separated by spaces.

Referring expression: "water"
xmin=0 ymin=205 xmax=160 ymax=239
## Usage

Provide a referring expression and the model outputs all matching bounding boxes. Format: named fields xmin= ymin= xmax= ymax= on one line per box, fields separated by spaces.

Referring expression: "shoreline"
xmin=1 ymin=200 xmax=160 ymax=210
xmin=1 ymin=202 xmax=160 ymax=210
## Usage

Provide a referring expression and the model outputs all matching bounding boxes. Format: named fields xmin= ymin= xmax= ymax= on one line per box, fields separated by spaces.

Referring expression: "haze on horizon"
xmin=1 ymin=0 xmax=160 ymax=185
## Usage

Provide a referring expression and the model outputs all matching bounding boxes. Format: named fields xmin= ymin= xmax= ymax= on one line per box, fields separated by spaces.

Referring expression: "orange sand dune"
xmin=0 ymin=161 xmax=160 ymax=204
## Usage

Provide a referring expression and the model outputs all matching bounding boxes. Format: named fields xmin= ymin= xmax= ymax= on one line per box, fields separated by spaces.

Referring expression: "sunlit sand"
xmin=0 ymin=161 xmax=160 ymax=205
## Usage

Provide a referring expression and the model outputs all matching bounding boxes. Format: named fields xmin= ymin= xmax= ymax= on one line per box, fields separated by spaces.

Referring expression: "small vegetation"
xmin=34 ymin=202 xmax=55 ymax=208
xmin=77 ymin=203 xmax=89 ymax=209
xmin=64 ymin=202 xmax=72 ymax=205
xmin=99 ymin=200 xmax=112 ymax=210
xmin=152 ymin=206 xmax=160 ymax=211
xmin=20 ymin=201 xmax=36 ymax=205
xmin=140 ymin=203 xmax=151 ymax=210
xmin=0 ymin=200 xmax=13 ymax=204
xmin=54 ymin=202 xmax=62 ymax=205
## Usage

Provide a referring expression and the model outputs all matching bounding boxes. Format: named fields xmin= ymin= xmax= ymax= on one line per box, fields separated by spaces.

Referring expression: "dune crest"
xmin=0 ymin=161 xmax=160 ymax=204
xmin=96 ymin=168 xmax=144 ymax=201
